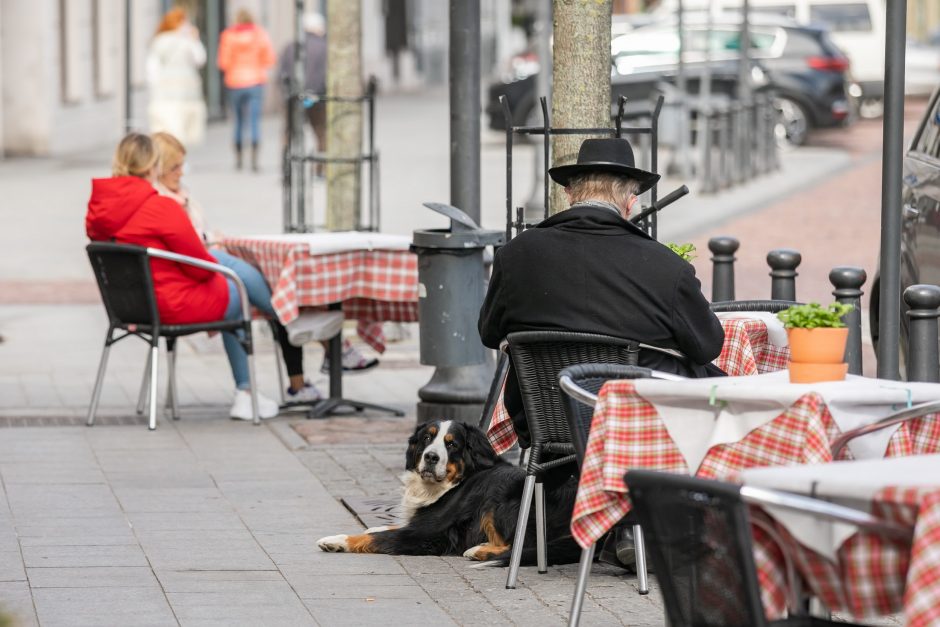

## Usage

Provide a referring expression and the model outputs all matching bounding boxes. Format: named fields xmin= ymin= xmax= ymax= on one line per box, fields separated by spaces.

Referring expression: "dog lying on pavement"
xmin=317 ymin=419 xmax=581 ymax=564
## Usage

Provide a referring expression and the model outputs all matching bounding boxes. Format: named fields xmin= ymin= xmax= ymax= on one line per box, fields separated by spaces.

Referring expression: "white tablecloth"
xmin=633 ymin=372 xmax=940 ymax=470
xmin=742 ymin=455 xmax=940 ymax=559
xmin=715 ymin=310 xmax=789 ymax=346
xmin=240 ymin=232 xmax=412 ymax=254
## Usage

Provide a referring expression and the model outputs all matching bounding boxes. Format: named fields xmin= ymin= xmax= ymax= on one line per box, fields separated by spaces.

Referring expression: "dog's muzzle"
xmin=418 ymin=450 xmax=446 ymax=481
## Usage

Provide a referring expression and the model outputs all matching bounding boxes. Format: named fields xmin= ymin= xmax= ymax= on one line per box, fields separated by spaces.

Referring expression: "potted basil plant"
xmin=776 ymin=302 xmax=854 ymax=383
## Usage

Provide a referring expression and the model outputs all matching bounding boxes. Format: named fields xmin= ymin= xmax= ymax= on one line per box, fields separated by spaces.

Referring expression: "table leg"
xmin=308 ymin=303 xmax=405 ymax=419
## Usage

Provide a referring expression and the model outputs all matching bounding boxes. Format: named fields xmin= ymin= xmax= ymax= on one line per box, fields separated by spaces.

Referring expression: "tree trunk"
xmin=326 ymin=0 xmax=362 ymax=230
xmin=549 ymin=0 xmax=612 ymax=215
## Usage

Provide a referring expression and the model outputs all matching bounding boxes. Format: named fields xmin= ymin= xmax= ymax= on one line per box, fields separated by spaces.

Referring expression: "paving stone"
xmin=136 ymin=530 xmax=275 ymax=572
xmin=286 ymin=573 xmax=430 ymax=601
xmin=15 ymin=517 xmax=136 ymax=547
xmin=155 ymin=569 xmax=284 ymax=592
xmin=5 ymin=484 xmax=121 ymax=518
xmin=112 ymin=487 xmax=234 ymax=514
xmin=32 ymin=586 xmax=176 ymax=626
xmin=26 ymin=566 xmax=159 ymax=588
xmin=303 ymin=597 xmax=456 ymax=627
xmin=21 ymin=544 xmax=149 ymax=568
xmin=0 ymin=581 xmax=38 ymax=627
xmin=0 ymin=550 xmax=25 ymax=582
xmin=163 ymin=577 xmax=314 ymax=625
xmin=125 ymin=512 xmax=247 ymax=532
xmin=0 ymin=463 xmax=106 ymax=485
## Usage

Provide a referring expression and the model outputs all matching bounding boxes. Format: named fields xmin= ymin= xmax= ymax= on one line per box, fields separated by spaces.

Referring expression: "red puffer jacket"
xmin=86 ymin=176 xmax=228 ymax=324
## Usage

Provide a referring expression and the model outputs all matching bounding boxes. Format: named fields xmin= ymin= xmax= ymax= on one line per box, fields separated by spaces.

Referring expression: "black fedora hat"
xmin=548 ymin=138 xmax=660 ymax=194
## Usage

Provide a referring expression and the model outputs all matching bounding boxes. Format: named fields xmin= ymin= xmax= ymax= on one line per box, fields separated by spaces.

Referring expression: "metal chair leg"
xmin=535 ymin=480 xmax=547 ymax=573
xmin=167 ymin=341 xmax=180 ymax=421
xmin=272 ymin=332 xmax=286 ymax=406
xmin=246 ymin=352 xmax=260 ymax=426
xmin=506 ymin=474 xmax=536 ymax=589
xmin=568 ymin=543 xmax=596 ymax=627
xmin=86 ymin=339 xmax=112 ymax=427
xmin=634 ymin=524 xmax=649 ymax=595
xmin=148 ymin=345 xmax=159 ymax=431
xmin=136 ymin=349 xmax=152 ymax=415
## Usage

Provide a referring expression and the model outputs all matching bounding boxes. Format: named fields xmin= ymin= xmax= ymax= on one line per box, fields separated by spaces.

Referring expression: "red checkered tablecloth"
xmin=486 ymin=316 xmax=789 ymax=454
xmin=222 ymin=237 xmax=418 ymax=353
xmin=754 ymin=425 xmax=940 ymax=623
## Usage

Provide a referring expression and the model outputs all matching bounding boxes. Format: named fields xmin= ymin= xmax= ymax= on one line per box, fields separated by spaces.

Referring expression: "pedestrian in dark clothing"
xmin=278 ymin=12 xmax=327 ymax=177
xmin=478 ymin=138 xmax=725 ymax=450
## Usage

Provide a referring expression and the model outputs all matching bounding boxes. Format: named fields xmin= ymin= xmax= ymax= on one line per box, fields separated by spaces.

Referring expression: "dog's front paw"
xmin=463 ymin=544 xmax=484 ymax=560
xmin=317 ymin=534 xmax=349 ymax=552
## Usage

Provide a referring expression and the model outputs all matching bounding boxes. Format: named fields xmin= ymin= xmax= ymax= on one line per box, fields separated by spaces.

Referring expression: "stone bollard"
xmin=904 ymin=284 xmax=940 ymax=382
xmin=829 ymin=266 xmax=867 ymax=375
xmin=767 ymin=249 xmax=801 ymax=301
xmin=709 ymin=236 xmax=740 ymax=302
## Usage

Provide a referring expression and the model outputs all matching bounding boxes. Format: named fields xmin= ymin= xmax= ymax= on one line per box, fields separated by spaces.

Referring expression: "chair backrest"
xmin=559 ymin=363 xmax=654 ymax=468
xmin=506 ymin=331 xmax=641 ymax=454
xmin=710 ymin=299 xmax=802 ymax=314
xmin=625 ymin=469 xmax=768 ymax=627
xmin=86 ymin=242 xmax=159 ymax=328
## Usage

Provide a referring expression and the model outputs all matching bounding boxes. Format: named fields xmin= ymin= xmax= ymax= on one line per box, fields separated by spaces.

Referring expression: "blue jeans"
xmin=214 ymin=250 xmax=279 ymax=390
xmin=229 ymin=85 xmax=264 ymax=146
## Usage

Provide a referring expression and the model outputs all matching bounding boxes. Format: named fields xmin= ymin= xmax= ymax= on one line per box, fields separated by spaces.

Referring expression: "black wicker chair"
xmin=625 ymin=470 xmax=877 ymax=627
xmin=559 ymin=363 xmax=685 ymax=626
xmin=86 ymin=242 xmax=261 ymax=429
xmin=710 ymin=299 xmax=802 ymax=313
xmin=503 ymin=331 xmax=645 ymax=589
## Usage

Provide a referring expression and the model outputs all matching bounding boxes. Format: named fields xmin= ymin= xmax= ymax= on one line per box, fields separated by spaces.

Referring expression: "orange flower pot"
xmin=788 ymin=361 xmax=848 ymax=384
xmin=787 ymin=327 xmax=849 ymax=364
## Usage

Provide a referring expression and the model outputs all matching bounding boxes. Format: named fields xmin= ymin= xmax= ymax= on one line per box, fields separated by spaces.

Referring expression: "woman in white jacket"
xmin=146 ymin=8 xmax=207 ymax=147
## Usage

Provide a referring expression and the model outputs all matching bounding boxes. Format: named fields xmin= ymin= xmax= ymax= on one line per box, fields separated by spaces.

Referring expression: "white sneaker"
xmin=285 ymin=382 xmax=322 ymax=405
xmin=229 ymin=390 xmax=280 ymax=420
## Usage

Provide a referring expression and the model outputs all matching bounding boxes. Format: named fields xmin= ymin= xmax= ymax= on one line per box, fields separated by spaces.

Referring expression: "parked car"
xmin=486 ymin=13 xmax=853 ymax=148
xmin=869 ymin=86 xmax=940 ymax=366
xmin=906 ymin=40 xmax=940 ymax=98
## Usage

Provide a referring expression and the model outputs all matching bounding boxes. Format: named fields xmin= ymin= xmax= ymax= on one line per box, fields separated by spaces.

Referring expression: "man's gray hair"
xmin=566 ymin=172 xmax=640 ymax=207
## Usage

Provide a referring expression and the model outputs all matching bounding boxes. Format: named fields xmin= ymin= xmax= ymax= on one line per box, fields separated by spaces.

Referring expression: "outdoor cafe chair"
xmin=559 ymin=363 xmax=686 ymax=627
xmin=710 ymin=299 xmax=802 ymax=313
xmin=503 ymin=330 xmax=687 ymax=589
xmin=830 ymin=399 xmax=940 ymax=459
xmin=85 ymin=242 xmax=262 ymax=429
xmin=625 ymin=469 xmax=895 ymax=627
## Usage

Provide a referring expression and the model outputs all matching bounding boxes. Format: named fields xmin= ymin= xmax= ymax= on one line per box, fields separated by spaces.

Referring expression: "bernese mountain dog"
xmin=317 ymin=419 xmax=581 ymax=564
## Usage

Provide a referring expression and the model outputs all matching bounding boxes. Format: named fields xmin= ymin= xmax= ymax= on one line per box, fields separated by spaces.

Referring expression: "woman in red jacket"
xmin=85 ymin=133 xmax=288 ymax=419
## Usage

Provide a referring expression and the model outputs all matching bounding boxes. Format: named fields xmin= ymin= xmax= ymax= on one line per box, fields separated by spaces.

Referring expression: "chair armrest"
xmin=740 ymin=485 xmax=912 ymax=540
xmin=145 ymin=248 xmax=251 ymax=324
xmin=559 ymin=368 xmax=688 ymax=409
xmin=829 ymin=400 xmax=940 ymax=459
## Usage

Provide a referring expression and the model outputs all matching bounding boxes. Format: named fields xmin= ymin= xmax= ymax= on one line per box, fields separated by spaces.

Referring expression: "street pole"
xmin=124 ymin=0 xmax=132 ymax=133
xmin=449 ymin=0 xmax=481 ymax=224
xmin=525 ymin=0 xmax=552 ymax=217
xmin=676 ymin=0 xmax=690 ymax=179
xmin=290 ymin=0 xmax=306 ymax=232
xmin=877 ymin=0 xmax=908 ymax=380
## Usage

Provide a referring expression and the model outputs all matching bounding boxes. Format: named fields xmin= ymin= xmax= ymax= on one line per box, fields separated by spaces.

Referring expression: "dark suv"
xmin=869 ymin=87 xmax=940 ymax=362
xmin=486 ymin=13 xmax=852 ymax=147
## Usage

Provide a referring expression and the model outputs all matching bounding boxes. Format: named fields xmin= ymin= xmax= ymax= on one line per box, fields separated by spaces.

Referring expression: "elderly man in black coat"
xmin=478 ymin=137 xmax=725 ymax=450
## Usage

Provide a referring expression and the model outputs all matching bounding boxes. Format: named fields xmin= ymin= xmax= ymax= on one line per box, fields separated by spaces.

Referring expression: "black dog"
xmin=317 ymin=419 xmax=582 ymax=564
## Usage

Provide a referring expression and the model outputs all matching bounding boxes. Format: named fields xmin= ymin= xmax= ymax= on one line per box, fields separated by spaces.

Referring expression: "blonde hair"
xmin=152 ymin=132 xmax=187 ymax=177
xmin=566 ymin=173 xmax=640 ymax=209
xmin=112 ymin=133 xmax=159 ymax=178
xmin=155 ymin=7 xmax=187 ymax=35
xmin=235 ymin=8 xmax=254 ymax=24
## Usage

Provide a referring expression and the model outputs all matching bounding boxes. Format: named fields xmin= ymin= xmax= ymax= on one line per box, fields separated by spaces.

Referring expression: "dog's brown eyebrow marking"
xmin=427 ymin=426 xmax=438 ymax=436
xmin=444 ymin=433 xmax=454 ymax=443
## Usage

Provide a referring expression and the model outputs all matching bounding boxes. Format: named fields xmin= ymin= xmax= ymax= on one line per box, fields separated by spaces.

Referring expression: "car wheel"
xmin=773 ymin=97 xmax=809 ymax=149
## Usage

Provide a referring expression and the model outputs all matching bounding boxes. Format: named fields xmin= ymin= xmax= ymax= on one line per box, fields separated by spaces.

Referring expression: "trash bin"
xmin=412 ymin=203 xmax=505 ymax=424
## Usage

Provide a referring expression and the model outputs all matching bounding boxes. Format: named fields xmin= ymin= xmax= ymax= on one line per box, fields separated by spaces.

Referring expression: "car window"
xmin=809 ymin=3 xmax=873 ymax=33
xmin=612 ymin=30 xmax=679 ymax=57
xmin=727 ymin=4 xmax=796 ymax=18
xmin=781 ymin=28 xmax=826 ymax=56
xmin=710 ymin=28 xmax=777 ymax=52
xmin=912 ymin=95 xmax=940 ymax=160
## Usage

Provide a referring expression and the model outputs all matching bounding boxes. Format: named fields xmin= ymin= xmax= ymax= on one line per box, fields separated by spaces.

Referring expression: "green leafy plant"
xmin=665 ymin=242 xmax=696 ymax=262
xmin=776 ymin=302 xmax=854 ymax=329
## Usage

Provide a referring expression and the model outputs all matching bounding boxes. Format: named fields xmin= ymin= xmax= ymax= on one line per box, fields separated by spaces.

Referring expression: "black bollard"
xmin=829 ymin=266 xmax=866 ymax=375
xmin=767 ymin=249 xmax=801 ymax=301
xmin=903 ymin=284 xmax=940 ymax=382
xmin=709 ymin=236 xmax=740 ymax=302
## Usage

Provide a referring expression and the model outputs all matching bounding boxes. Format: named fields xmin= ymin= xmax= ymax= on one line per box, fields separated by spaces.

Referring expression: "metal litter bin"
xmin=412 ymin=203 xmax=505 ymax=424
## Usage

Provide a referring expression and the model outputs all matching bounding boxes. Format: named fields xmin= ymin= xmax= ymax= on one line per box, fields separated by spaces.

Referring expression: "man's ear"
xmin=624 ymin=194 xmax=638 ymax=218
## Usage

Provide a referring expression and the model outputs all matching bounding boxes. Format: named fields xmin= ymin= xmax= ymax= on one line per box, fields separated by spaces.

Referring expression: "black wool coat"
xmin=478 ymin=205 xmax=725 ymax=448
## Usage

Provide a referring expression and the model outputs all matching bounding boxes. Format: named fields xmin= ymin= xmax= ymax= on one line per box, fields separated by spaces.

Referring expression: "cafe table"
xmin=221 ymin=232 xmax=419 ymax=353
xmin=568 ymin=371 xmax=940 ymax=552
xmin=742 ymin=455 xmax=940 ymax=627
xmin=486 ymin=311 xmax=791 ymax=454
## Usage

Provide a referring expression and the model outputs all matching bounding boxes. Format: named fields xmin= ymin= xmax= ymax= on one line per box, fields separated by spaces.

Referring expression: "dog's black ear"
xmin=463 ymin=424 xmax=500 ymax=473
xmin=405 ymin=423 xmax=427 ymax=471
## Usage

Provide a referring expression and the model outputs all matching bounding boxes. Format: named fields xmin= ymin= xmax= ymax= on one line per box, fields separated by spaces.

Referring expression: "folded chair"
xmin=625 ymin=469 xmax=900 ymax=627
xmin=86 ymin=242 xmax=261 ymax=429
xmin=502 ymin=330 xmax=645 ymax=589
xmin=559 ymin=363 xmax=686 ymax=627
